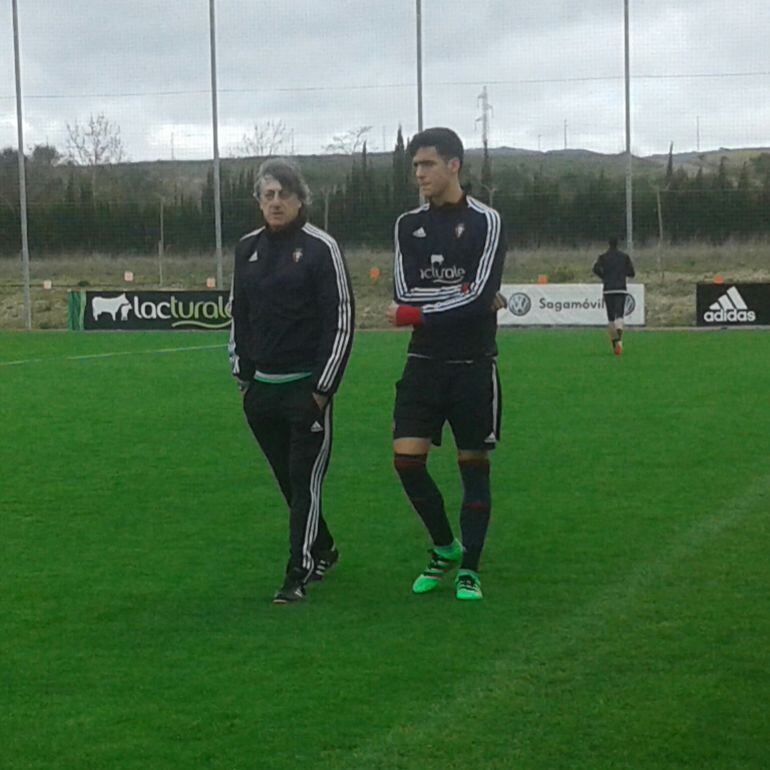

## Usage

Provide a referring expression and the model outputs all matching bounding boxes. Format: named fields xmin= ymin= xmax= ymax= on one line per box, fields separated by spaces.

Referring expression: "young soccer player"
xmin=386 ymin=128 xmax=507 ymax=601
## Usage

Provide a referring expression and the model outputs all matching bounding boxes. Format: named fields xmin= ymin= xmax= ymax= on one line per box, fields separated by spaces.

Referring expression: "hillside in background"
xmin=79 ymin=144 xmax=770 ymax=202
xmin=3 ymin=142 xmax=769 ymax=205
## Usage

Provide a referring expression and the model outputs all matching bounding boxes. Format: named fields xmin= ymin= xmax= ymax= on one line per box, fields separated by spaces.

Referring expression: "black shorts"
xmin=604 ymin=292 xmax=626 ymax=322
xmin=393 ymin=357 xmax=502 ymax=451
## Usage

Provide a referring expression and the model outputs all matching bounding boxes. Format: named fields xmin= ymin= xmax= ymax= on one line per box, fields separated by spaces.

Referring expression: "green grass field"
xmin=2 ymin=329 xmax=769 ymax=769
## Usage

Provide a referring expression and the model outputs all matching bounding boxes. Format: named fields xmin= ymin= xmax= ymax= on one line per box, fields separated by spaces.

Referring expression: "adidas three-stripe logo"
xmin=703 ymin=286 xmax=756 ymax=323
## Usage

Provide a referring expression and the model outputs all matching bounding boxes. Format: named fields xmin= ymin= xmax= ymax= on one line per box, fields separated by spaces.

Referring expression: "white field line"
xmin=0 ymin=358 xmax=45 ymax=367
xmin=0 ymin=343 xmax=224 ymax=367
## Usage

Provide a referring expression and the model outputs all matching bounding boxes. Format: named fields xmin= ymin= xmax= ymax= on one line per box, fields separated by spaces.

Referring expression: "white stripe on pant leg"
xmin=304 ymin=406 xmax=332 ymax=568
xmin=302 ymin=405 xmax=332 ymax=571
xmin=490 ymin=361 xmax=499 ymax=441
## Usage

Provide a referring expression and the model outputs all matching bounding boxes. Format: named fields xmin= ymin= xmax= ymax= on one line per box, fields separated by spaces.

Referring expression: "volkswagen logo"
xmin=624 ymin=294 xmax=636 ymax=316
xmin=508 ymin=292 xmax=532 ymax=316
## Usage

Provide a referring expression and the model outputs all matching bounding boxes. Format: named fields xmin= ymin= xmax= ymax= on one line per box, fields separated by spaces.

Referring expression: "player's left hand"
xmin=386 ymin=301 xmax=399 ymax=326
xmin=490 ymin=292 xmax=507 ymax=312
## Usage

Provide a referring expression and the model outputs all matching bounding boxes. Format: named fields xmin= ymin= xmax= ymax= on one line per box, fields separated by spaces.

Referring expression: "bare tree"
xmin=235 ymin=119 xmax=289 ymax=157
xmin=66 ymin=113 xmax=126 ymax=202
xmin=66 ymin=113 xmax=125 ymax=166
xmin=323 ymin=126 xmax=372 ymax=155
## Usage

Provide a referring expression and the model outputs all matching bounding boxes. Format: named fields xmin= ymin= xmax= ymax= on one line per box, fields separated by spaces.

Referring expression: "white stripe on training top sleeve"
xmin=227 ymin=274 xmax=240 ymax=375
xmin=304 ymin=224 xmax=352 ymax=393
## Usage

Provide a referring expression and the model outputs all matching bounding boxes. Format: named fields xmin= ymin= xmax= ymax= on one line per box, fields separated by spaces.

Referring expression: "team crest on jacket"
xmin=454 ymin=223 xmax=465 ymax=239
xmin=292 ymin=248 xmax=303 ymax=263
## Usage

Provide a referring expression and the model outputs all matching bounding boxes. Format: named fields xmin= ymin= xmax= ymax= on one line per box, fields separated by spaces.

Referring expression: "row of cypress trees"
xmin=1 ymin=132 xmax=768 ymax=255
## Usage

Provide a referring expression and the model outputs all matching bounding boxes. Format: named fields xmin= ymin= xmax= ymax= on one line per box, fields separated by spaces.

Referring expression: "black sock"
xmin=394 ymin=454 xmax=453 ymax=546
xmin=458 ymin=458 xmax=491 ymax=571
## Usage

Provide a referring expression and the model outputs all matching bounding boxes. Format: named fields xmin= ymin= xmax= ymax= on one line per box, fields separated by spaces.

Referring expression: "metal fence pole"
xmin=416 ymin=0 xmax=423 ymax=133
xmin=12 ymin=0 xmax=32 ymax=330
xmin=157 ymin=195 xmax=165 ymax=287
xmin=624 ymin=0 xmax=634 ymax=255
xmin=209 ymin=0 xmax=224 ymax=288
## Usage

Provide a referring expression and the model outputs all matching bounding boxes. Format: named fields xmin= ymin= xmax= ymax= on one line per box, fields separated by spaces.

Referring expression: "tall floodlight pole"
xmin=12 ymin=0 xmax=31 ymax=330
xmin=416 ymin=0 xmax=423 ymax=132
xmin=209 ymin=0 xmax=224 ymax=288
xmin=624 ymin=0 xmax=633 ymax=255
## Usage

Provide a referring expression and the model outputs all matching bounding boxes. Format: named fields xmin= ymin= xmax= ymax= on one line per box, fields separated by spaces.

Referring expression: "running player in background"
xmin=593 ymin=237 xmax=635 ymax=355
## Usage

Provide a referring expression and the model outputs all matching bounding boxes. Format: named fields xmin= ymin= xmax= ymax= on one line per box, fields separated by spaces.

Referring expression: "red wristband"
xmin=395 ymin=305 xmax=424 ymax=327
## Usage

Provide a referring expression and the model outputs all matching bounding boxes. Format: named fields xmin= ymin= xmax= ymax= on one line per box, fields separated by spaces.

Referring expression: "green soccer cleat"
xmin=412 ymin=540 xmax=463 ymax=594
xmin=455 ymin=569 xmax=483 ymax=601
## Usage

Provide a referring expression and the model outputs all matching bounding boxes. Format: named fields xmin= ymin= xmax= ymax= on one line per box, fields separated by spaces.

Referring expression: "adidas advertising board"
xmin=498 ymin=284 xmax=645 ymax=326
xmin=82 ymin=290 xmax=231 ymax=331
xmin=696 ymin=283 xmax=770 ymax=326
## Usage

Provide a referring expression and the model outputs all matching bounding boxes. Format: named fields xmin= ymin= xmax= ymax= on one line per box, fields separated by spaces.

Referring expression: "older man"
xmin=229 ymin=158 xmax=354 ymax=603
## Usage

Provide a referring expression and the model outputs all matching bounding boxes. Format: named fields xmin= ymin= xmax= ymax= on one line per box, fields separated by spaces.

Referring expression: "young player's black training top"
xmin=394 ymin=195 xmax=506 ymax=360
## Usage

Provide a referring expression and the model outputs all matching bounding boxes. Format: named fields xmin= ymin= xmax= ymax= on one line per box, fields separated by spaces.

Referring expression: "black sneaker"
xmin=272 ymin=570 xmax=307 ymax=604
xmin=309 ymin=547 xmax=339 ymax=582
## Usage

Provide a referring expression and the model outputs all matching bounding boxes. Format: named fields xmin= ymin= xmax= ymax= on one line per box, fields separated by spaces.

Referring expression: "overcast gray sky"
xmin=2 ymin=0 xmax=769 ymax=161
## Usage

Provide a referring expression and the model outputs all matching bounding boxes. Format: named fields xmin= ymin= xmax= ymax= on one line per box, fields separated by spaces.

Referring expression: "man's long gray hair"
xmin=254 ymin=158 xmax=312 ymax=204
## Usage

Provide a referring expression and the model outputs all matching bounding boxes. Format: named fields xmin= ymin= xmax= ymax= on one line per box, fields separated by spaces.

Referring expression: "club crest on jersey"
xmin=454 ymin=223 xmax=465 ymax=239
xmin=292 ymin=248 xmax=303 ymax=263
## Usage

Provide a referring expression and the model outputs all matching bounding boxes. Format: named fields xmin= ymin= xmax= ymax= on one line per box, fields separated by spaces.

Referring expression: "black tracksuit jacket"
xmin=229 ymin=215 xmax=354 ymax=396
xmin=394 ymin=195 xmax=506 ymax=360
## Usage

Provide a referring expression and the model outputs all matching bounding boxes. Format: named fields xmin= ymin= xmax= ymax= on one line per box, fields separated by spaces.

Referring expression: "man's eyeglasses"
xmin=255 ymin=188 xmax=296 ymax=202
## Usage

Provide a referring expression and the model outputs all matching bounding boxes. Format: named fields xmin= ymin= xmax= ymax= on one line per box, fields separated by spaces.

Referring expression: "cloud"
xmin=1 ymin=0 xmax=768 ymax=159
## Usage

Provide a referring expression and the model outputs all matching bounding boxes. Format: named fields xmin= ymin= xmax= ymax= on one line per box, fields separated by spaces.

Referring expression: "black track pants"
xmin=243 ymin=379 xmax=334 ymax=578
